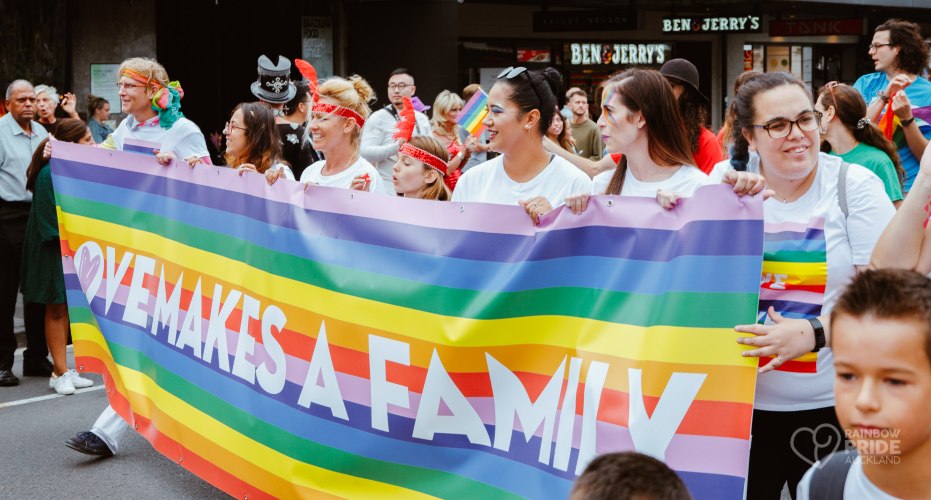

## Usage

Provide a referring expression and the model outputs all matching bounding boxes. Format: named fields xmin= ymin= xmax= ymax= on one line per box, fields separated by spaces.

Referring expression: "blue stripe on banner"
xmin=764 ymin=229 xmax=825 ymax=242
xmin=53 ymin=158 xmax=764 ymax=263
xmin=758 ymin=299 xmax=822 ymax=319
xmin=762 ymin=238 xmax=826 ymax=254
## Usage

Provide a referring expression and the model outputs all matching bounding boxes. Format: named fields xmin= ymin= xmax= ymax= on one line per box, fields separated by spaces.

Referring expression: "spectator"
xmin=567 ymin=88 xmax=603 ymax=160
xmin=250 ymin=54 xmax=296 ymax=119
xmin=280 ymin=80 xmax=319 ymax=179
xmin=854 ymin=19 xmax=931 ymax=192
xmin=21 ymin=118 xmax=96 ymax=395
xmin=570 ymin=452 xmax=691 ymax=500
xmin=430 ymin=90 xmax=469 ymax=187
xmin=0 ymin=79 xmax=51 ymax=388
xmin=797 ymin=269 xmax=931 ymax=500
xmin=452 ymin=66 xmax=592 ymax=225
xmin=816 ymin=82 xmax=904 ymax=206
xmin=660 ymin=58 xmax=723 ymax=174
xmin=545 ymin=112 xmax=575 ymax=154
xmin=392 ymin=136 xmax=450 ymax=201
xmin=718 ymin=70 xmax=762 ymax=163
xmin=360 ymin=68 xmax=431 ymax=193
xmin=86 ymin=94 xmax=113 ymax=144
xmin=729 ymin=72 xmax=895 ymax=498
xmin=34 ymin=85 xmax=79 ymax=136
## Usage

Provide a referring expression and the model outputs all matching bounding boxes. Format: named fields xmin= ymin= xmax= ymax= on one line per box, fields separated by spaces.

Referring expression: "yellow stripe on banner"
xmin=107 ymin=359 xmax=436 ymax=498
xmin=60 ymin=213 xmax=757 ymax=368
xmin=761 ymin=261 xmax=827 ymax=284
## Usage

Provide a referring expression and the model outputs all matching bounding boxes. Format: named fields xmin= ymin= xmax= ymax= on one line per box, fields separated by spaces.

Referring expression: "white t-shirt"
xmin=591 ymin=164 xmax=711 ymax=196
xmin=749 ymin=152 xmax=895 ymax=411
xmin=451 ymin=154 xmax=592 ymax=206
xmin=106 ymin=115 xmax=209 ymax=160
xmin=797 ymin=457 xmax=900 ymax=500
xmin=299 ymin=156 xmax=383 ymax=193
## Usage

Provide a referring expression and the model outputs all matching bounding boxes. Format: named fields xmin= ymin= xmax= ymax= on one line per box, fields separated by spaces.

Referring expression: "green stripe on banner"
xmin=102 ymin=338 xmax=519 ymax=499
xmin=59 ymin=195 xmax=757 ymax=327
xmin=763 ymin=249 xmax=826 ymax=263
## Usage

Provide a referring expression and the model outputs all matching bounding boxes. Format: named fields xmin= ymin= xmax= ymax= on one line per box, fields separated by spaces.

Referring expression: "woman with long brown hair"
xmin=21 ymin=118 xmax=96 ymax=395
xmin=224 ymin=102 xmax=293 ymax=180
xmin=816 ymin=81 xmax=905 ymax=206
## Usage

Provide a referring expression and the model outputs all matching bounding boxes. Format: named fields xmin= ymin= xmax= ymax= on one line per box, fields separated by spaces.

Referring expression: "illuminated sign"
xmin=662 ymin=16 xmax=761 ymax=33
xmin=568 ymin=43 xmax=670 ymax=66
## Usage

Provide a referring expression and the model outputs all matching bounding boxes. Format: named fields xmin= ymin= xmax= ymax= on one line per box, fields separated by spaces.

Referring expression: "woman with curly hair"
xmin=660 ymin=58 xmax=723 ymax=174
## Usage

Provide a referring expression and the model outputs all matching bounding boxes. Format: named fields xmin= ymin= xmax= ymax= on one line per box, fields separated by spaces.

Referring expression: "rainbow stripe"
xmin=757 ymin=218 xmax=826 ymax=373
xmin=456 ymin=89 xmax=488 ymax=136
xmin=52 ymin=143 xmax=762 ymax=500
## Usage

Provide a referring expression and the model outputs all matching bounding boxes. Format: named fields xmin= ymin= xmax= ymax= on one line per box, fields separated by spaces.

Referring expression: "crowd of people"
xmin=1 ymin=16 xmax=930 ymax=500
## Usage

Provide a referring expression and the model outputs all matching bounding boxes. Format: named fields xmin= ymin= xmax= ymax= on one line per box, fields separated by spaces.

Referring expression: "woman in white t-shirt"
xmin=267 ymin=75 xmax=381 ymax=194
xmin=564 ymin=69 xmax=764 ymax=213
xmin=727 ymin=72 xmax=896 ymax=498
xmin=225 ymin=102 xmax=293 ymax=180
xmin=452 ymin=67 xmax=592 ymax=224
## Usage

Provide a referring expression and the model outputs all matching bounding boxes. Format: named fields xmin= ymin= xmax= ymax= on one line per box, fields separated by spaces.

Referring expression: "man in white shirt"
xmin=360 ymin=68 xmax=431 ymax=193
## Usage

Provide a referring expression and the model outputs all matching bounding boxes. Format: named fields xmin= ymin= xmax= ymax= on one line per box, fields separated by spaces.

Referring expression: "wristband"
xmin=878 ymin=90 xmax=890 ymax=103
xmin=808 ymin=317 xmax=825 ymax=352
xmin=901 ymin=116 xmax=915 ymax=127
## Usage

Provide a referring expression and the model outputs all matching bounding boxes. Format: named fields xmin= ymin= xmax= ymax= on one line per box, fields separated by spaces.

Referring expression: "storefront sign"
xmin=534 ymin=10 xmax=636 ymax=32
xmin=769 ymin=19 xmax=862 ymax=36
xmin=301 ymin=17 xmax=333 ymax=80
xmin=662 ymin=16 xmax=761 ymax=33
xmin=568 ymin=43 xmax=669 ymax=66
xmin=517 ymin=49 xmax=552 ymax=63
xmin=90 ymin=64 xmax=121 ymax=115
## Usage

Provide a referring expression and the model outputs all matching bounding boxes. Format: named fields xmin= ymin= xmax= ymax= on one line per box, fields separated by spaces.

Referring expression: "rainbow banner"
xmin=52 ymin=142 xmax=762 ymax=499
xmin=456 ymin=88 xmax=488 ymax=136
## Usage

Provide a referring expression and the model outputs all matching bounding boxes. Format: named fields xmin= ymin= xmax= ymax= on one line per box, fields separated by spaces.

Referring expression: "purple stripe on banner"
xmin=759 ymin=288 xmax=821 ymax=304
xmin=52 ymin=142 xmax=762 ymax=235
xmin=764 ymin=218 xmax=825 ymax=233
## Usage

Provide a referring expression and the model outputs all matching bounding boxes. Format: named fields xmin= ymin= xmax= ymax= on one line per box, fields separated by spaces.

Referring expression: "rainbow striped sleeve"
xmin=52 ymin=142 xmax=763 ymax=500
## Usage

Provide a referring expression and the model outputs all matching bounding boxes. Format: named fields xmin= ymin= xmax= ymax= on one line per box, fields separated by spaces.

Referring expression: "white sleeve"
xmin=451 ymin=171 xmax=473 ymax=202
xmin=845 ymin=166 xmax=896 ymax=265
xmin=591 ymin=171 xmax=611 ymax=195
xmin=367 ymin=168 xmax=385 ymax=194
xmin=360 ymin=112 xmax=399 ymax=163
xmin=795 ymin=463 xmax=817 ymax=500
xmin=568 ymin=173 xmax=593 ymax=204
xmin=413 ymin=113 xmax=433 ymax=137
xmin=276 ymin=163 xmax=295 ymax=180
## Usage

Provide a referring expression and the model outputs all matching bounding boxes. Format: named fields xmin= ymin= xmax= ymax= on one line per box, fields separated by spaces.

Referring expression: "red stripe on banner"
xmin=758 ymin=356 xmax=817 ymax=373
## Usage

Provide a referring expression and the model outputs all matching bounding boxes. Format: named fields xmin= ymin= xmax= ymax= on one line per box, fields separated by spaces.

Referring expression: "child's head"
xmin=831 ymin=269 xmax=931 ymax=459
xmin=570 ymin=452 xmax=691 ymax=500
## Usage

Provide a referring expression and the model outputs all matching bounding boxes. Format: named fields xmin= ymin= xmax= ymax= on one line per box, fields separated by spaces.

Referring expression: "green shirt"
xmin=832 ymin=143 xmax=903 ymax=202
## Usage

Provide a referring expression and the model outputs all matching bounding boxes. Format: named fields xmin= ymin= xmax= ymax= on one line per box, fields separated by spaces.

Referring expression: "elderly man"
xmin=0 ymin=80 xmax=51 ymax=387
xmin=360 ymin=68 xmax=432 ymax=193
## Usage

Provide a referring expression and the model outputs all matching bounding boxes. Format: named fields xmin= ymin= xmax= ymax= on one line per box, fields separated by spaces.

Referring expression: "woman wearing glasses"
xmin=452 ymin=66 xmax=592 ymax=225
xmin=269 ymin=75 xmax=382 ymax=193
xmin=727 ymin=72 xmax=895 ymax=498
xmin=223 ymin=102 xmax=293 ymax=180
xmin=816 ymin=82 xmax=904 ymax=207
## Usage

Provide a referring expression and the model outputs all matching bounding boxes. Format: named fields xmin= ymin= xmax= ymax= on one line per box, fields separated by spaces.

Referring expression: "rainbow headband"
xmin=121 ymin=68 xmax=185 ymax=129
xmin=312 ymin=102 xmax=365 ymax=128
xmin=399 ymin=143 xmax=448 ymax=176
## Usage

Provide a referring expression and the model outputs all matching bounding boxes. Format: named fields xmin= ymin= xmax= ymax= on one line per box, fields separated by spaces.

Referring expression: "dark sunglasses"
xmin=497 ymin=66 xmax=529 ymax=80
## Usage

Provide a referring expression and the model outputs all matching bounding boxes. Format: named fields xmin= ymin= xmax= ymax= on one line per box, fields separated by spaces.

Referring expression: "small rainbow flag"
xmin=456 ymin=88 xmax=488 ymax=136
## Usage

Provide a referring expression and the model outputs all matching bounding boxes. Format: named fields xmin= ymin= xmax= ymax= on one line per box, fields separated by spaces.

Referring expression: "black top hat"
xmin=660 ymin=58 xmax=708 ymax=102
xmin=251 ymin=55 xmax=297 ymax=104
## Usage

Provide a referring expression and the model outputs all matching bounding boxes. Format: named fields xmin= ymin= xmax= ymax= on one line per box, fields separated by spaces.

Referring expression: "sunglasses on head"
xmin=497 ymin=66 xmax=529 ymax=80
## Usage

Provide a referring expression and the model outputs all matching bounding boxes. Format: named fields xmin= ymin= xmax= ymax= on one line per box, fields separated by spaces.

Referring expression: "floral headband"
xmin=399 ymin=143 xmax=448 ymax=176
xmin=121 ymin=68 xmax=185 ymax=129
xmin=312 ymin=102 xmax=366 ymax=128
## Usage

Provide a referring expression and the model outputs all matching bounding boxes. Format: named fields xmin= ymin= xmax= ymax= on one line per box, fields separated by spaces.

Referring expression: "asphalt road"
xmin=0 ymin=346 xmax=226 ymax=499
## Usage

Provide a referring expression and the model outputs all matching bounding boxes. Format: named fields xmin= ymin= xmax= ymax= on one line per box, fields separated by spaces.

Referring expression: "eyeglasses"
xmin=868 ymin=43 xmax=892 ymax=52
xmin=224 ymin=121 xmax=248 ymax=133
xmin=116 ymin=82 xmax=146 ymax=91
xmin=388 ymin=83 xmax=410 ymax=91
xmin=752 ymin=111 xmax=823 ymax=139
xmin=497 ymin=66 xmax=529 ymax=80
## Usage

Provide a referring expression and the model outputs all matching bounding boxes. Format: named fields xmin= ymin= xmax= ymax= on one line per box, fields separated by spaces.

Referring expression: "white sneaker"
xmin=66 ymin=369 xmax=94 ymax=389
xmin=51 ymin=372 xmax=76 ymax=395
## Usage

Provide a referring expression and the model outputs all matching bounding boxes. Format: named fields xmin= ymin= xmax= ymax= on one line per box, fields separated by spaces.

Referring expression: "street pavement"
xmin=0 ymin=346 xmax=226 ymax=499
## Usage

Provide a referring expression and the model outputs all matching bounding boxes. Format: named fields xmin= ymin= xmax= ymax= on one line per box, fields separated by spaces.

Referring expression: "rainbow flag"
xmin=52 ymin=142 xmax=762 ymax=500
xmin=456 ymin=88 xmax=488 ymax=136
xmin=757 ymin=218 xmax=826 ymax=372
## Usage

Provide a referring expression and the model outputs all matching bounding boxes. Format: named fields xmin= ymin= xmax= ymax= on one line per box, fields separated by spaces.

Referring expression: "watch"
xmin=901 ymin=116 xmax=916 ymax=127
xmin=808 ymin=317 xmax=825 ymax=352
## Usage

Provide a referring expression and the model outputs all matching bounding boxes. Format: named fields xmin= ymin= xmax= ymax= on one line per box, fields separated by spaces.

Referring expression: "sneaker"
xmin=65 ymin=431 xmax=114 ymax=457
xmin=66 ymin=369 xmax=94 ymax=389
xmin=50 ymin=372 xmax=76 ymax=395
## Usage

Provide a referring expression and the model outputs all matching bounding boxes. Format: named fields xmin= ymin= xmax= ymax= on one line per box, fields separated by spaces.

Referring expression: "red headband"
xmin=399 ymin=143 xmax=448 ymax=176
xmin=312 ymin=102 xmax=365 ymax=128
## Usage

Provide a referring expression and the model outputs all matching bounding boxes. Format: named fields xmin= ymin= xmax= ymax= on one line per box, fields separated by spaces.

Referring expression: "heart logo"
xmin=790 ymin=423 xmax=843 ymax=469
xmin=74 ymin=241 xmax=103 ymax=305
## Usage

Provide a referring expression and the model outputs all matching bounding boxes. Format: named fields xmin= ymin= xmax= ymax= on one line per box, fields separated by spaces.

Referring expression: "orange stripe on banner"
xmin=598 ymin=391 xmax=753 ymax=439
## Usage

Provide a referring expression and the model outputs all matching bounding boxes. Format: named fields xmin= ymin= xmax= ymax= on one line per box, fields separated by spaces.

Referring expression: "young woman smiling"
xmin=224 ymin=102 xmax=293 ymax=180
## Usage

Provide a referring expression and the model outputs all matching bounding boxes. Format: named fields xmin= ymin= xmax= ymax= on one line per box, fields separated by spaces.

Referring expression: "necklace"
xmin=770 ymin=193 xmax=790 ymax=204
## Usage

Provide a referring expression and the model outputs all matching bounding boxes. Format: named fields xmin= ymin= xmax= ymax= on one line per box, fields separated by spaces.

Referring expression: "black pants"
xmin=747 ymin=406 xmax=841 ymax=500
xmin=0 ymin=201 xmax=48 ymax=372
